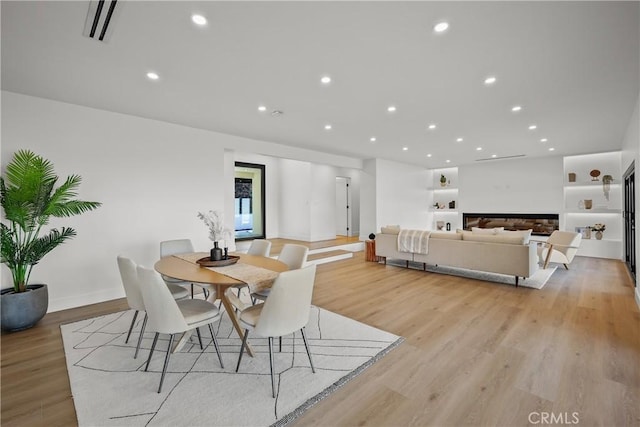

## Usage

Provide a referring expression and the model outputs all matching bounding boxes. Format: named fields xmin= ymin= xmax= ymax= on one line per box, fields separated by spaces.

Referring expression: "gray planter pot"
xmin=1 ymin=284 xmax=48 ymax=332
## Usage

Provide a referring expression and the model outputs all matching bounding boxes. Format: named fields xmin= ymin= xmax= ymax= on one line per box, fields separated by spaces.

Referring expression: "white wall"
xmin=2 ymin=92 xmax=225 ymax=311
xmin=1 ymin=92 xmax=363 ymax=311
xmin=359 ymin=159 xmax=377 ymax=240
xmin=375 ymin=159 xmax=430 ymax=230
xmin=460 ymin=156 xmax=564 ymax=214
xmin=278 ymin=159 xmax=312 ymax=241
xmin=310 ymin=164 xmax=338 ymax=241
xmin=621 ymin=93 xmax=640 ymax=306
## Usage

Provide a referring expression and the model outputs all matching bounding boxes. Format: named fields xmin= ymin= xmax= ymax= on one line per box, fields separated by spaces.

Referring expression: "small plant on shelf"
xmin=590 ymin=223 xmax=606 ymax=240
xmin=440 ymin=174 xmax=447 ymax=187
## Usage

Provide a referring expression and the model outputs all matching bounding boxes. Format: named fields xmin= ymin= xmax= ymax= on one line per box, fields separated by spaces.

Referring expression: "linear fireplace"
xmin=462 ymin=213 xmax=559 ymax=236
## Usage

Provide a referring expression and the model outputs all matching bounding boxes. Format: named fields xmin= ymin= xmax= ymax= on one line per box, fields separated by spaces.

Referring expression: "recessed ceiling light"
xmin=549 ymin=147 xmax=555 ymax=151
xmin=434 ymin=22 xmax=449 ymax=33
xmin=402 ymin=147 xmax=409 ymax=151
xmin=427 ymin=154 xmax=432 ymax=158
xmin=484 ymin=76 xmax=497 ymax=85
xmin=445 ymin=159 xmax=451 ymax=163
xmin=191 ymin=14 xmax=207 ymax=26
xmin=428 ymin=124 xmax=437 ymax=130
xmin=257 ymin=105 xmax=267 ymax=112
xmin=146 ymin=72 xmax=159 ymax=80
xmin=528 ymin=124 xmax=537 ymax=130
xmin=476 ymin=147 xmax=482 ymax=151
xmin=320 ymin=75 xmax=332 ymax=85
xmin=456 ymin=137 xmax=463 ymax=142
xmin=540 ymin=138 xmax=548 ymax=142
xmin=324 ymin=124 xmax=332 ymax=130
xmin=387 ymin=105 xmax=397 ymax=113
xmin=511 ymin=105 xmax=522 ymax=112
xmin=370 ymin=137 xmax=376 ymax=143
xmin=491 ymin=154 xmax=497 ymax=158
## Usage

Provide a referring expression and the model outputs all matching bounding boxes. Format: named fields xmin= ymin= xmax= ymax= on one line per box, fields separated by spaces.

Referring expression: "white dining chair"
xmin=251 ymin=243 xmax=308 ymax=303
xmin=246 ymin=239 xmax=272 ymax=257
xmin=117 ymin=256 xmax=189 ymax=359
xmin=160 ymin=239 xmax=213 ymax=300
xmin=137 ymin=265 xmax=224 ymax=393
xmin=235 ymin=264 xmax=317 ymax=398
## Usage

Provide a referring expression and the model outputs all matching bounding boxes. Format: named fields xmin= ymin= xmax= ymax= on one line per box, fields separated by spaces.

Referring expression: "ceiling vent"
xmin=83 ymin=0 xmax=119 ymax=42
xmin=476 ymin=154 xmax=526 ymax=162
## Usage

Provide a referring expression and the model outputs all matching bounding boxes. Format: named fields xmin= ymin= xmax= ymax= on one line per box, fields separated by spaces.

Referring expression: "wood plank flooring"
xmin=1 ymin=248 xmax=638 ymax=426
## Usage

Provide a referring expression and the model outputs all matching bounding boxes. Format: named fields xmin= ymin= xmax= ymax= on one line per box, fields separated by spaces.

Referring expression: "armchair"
xmin=534 ymin=230 xmax=582 ymax=269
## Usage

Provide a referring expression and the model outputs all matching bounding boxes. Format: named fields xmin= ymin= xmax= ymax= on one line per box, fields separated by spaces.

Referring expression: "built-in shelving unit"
xmin=428 ymin=167 xmax=459 ymax=231
xmin=563 ymin=152 xmax=622 ymax=259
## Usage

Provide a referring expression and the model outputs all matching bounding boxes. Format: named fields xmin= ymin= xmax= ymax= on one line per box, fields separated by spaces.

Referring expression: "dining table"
xmin=154 ymin=252 xmax=288 ymax=357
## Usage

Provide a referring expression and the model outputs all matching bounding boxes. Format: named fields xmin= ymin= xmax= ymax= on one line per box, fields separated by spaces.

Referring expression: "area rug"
xmin=386 ymin=259 xmax=557 ymax=289
xmin=61 ymin=306 xmax=402 ymax=426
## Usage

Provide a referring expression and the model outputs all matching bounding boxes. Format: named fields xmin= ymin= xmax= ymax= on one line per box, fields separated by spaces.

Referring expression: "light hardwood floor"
xmin=1 ymin=250 xmax=639 ymax=426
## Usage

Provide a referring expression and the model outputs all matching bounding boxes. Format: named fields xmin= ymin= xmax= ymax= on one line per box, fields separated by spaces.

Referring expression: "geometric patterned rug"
xmin=61 ymin=305 xmax=403 ymax=426
xmin=386 ymin=259 xmax=557 ymax=289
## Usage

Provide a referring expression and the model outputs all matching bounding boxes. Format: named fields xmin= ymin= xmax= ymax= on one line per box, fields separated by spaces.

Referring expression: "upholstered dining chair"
xmin=233 ymin=239 xmax=273 ymax=299
xmin=535 ymin=230 xmax=582 ymax=269
xmin=137 ymin=265 xmax=224 ymax=393
xmin=246 ymin=239 xmax=272 ymax=257
xmin=160 ymin=239 xmax=212 ymax=300
xmin=117 ymin=256 xmax=189 ymax=359
xmin=251 ymin=243 xmax=309 ymax=303
xmin=235 ymin=264 xmax=317 ymax=397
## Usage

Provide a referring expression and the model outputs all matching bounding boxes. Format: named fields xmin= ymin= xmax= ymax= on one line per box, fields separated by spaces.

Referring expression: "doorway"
xmin=234 ymin=162 xmax=265 ymax=240
xmin=624 ymin=162 xmax=636 ymax=281
xmin=335 ymin=177 xmax=351 ymax=237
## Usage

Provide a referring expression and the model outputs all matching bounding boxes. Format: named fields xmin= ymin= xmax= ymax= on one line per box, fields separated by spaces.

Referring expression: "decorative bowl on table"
xmin=196 ymin=255 xmax=240 ymax=267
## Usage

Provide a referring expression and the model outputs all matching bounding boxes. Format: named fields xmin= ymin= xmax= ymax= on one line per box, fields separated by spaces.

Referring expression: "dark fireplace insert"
xmin=463 ymin=213 xmax=559 ymax=236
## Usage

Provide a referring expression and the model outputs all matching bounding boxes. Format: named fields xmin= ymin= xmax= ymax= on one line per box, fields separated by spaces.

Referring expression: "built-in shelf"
xmin=428 ymin=167 xmax=460 ymax=230
xmin=563 ymin=152 xmax=622 ymax=260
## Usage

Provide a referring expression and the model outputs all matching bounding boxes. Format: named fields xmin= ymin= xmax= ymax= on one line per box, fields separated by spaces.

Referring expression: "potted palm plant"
xmin=1 ymin=150 xmax=101 ymax=331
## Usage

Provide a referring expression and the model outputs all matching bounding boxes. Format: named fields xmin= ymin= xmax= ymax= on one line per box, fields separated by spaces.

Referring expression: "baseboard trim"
xmin=48 ymin=288 xmax=124 ymax=313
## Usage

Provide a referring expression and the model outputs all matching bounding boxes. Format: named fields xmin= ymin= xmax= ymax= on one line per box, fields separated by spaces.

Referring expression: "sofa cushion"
xmin=381 ymin=225 xmax=401 ymax=235
xmin=462 ymin=232 xmax=528 ymax=245
xmin=430 ymin=232 xmax=462 ymax=240
xmin=472 ymin=227 xmax=504 ymax=234
xmin=500 ymin=229 xmax=533 ymax=244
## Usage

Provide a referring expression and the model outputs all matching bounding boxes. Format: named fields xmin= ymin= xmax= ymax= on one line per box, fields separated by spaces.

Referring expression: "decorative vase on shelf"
xmin=210 ymin=241 xmax=223 ymax=261
xmin=440 ymin=174 xmax=447 ymax=187
xmin=595 ymin=231 xmax=603 ymax=240
xmin=568 ymin=172 xmax=576 ymax=182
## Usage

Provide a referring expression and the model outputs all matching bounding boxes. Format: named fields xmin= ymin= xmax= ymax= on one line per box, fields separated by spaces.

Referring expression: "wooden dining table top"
xmin=154 ymin=252 xmax=288 ymax=286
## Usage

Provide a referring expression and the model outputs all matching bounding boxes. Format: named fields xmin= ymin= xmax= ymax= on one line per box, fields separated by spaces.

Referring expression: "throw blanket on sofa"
xmin=398 ymin=229 xmax=431 ymax=254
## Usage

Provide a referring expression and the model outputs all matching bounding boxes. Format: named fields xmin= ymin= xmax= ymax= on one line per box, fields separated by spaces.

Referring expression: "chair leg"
xmin=134 ymin=313 xmax=148 ymax=359
xmin=196 ymin=327 xmax=204 ymax=350
xmin=208 ymin=323 xmax=224 ymax=368
xmin=564 ymin=263 xmax=569 ymax=270
xmin=268 ymin=336 xmax=276 ymax=398
xmin=300 ymin=327 xmax=315 ymax=373
xmin=191 ymin=283 xmax=194 ymax=299
xmin=279 ymin=336 xmax=282 ymax=352
xmin=158 ymin=334 xmax=175 ymax=393
xmin=235 ymin=329 xmax=250 ymax=372
xmin=145 ymin=332 xmax=160 ymax=372
xmin=125 ymin=310 xmax=139 ymax=344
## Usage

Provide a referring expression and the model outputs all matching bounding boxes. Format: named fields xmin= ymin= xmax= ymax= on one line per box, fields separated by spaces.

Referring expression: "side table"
xmin=365 ymin=240 xmax=379 ymax=262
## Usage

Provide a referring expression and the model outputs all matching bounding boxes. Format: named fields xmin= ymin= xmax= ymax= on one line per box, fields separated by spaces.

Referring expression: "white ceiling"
xmin=2 ymin=1 xmax=639 ymax=168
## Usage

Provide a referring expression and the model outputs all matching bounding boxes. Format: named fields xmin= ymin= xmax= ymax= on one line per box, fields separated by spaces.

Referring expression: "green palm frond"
xmin=24 ymin=227 xmax=77 ymax=265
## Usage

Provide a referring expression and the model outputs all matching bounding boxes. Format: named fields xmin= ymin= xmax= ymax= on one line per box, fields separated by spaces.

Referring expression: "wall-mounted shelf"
xmin=428 ymin=167 xmax=460 ymax=230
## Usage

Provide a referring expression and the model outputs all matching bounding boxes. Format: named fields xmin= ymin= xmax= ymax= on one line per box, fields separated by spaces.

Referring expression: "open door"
xmin=335 ymin=177 xmax=351 ymax=237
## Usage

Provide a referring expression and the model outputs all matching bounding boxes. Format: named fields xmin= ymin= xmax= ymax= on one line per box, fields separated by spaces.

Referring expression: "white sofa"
xmin=375 ymin=227 xmax=538 ymax=286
